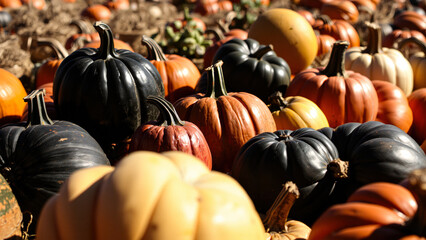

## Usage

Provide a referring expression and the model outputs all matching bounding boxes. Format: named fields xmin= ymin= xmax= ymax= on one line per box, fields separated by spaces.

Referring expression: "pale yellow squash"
xmin=399 ymin=37 xmax=426 ymax=91
xmin=345 ymin=22 xmax=414 ymax=95
xmin=268 ymin=92 xmax=329 ymax=130
xmin=36 ymin=151 xmax=266 ymax=240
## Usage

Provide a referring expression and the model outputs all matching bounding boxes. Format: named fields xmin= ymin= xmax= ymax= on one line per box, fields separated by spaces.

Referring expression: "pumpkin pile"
xmin=0 ymin=0 xmax=426 ymax=239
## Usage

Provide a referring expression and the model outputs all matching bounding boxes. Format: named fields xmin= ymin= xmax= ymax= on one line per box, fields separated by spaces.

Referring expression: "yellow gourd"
xmin=36 ymin=151 xmax=266 ymax=240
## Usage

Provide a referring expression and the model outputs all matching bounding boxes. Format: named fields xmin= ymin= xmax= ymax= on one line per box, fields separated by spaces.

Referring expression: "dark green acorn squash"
xmin=53 ymin=22 xmax=165 ymax=148
xmin=196 ymin=38 xmax=291 ymax=103
xmin=0 ymin=89 xmax=110 ymax=233
xmin=231 ymin=128 xmax=347 ymax=225
xmin=318 ymin=121 xmax=426 ymax=201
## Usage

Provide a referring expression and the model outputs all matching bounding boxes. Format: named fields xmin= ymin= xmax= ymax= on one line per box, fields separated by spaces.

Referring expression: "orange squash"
xmin=0 ymin=68 xmax=27 ymax=126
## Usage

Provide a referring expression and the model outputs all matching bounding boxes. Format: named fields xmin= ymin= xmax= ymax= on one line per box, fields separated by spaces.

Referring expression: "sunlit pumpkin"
xmin=0 ymin=68 xmax=27 ymax=126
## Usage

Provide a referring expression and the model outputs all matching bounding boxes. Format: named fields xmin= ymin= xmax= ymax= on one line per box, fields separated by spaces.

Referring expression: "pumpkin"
xmin=394 ymin=10 xmax=426 ymax=35
xmin=174 ymin=61 xmax=277 ymax=173
xmin=313 ymin=15 xmax=360 ymax=48
xmin=129 ymin=96 xmax=212 ymax=169
xmin=0 ymin=68 xmax=27 ymax=126
xmin=399 ymin=37 xmax=426 ymax=90
xmin=81 ymin=4 xmax=112 ymax=21
xmin=35 ymin=38 xmax=69 ymax=89
xmin=0 ymin=0 xmax=21 ymax=8
xmin=231 ymin=127 xmax=346 ymax=225
xmin=316 ymin=33 xmax=336 ymax=57
xmin=104 ymin=0 xmax=129 ymax=10
xmin=408 ymin=88 xmax=426 ymax=145
xmin=141 ymin=36 xmax=200 ymax=103
xmin=203 ymin=28 xmax=248 ymax=69
xmin=372 ymin=80 xmax=413 ymax=133
xmin=349 ymin=0 xmax=377 ymax=11
xmin=20 ymin=0 xmax=45 ymax=9
xmin=0 ymin=89 xmax=110 ymax=233
xmin=299 ymin=0 xmax=334 ymax=9
xmin=318 ymin=121 xmax=426 ymax=202
xmin=268 ymin=91 xmax=329 ymax=130
xmin=297 ymin=9 xmax=316 ymax=26
xmin=285 ymin=41 xmax=379 ymax=128
xmin=0 ymin=174 xmax=22 ymax=239
xmin=263 ymin=182 xmax=311 ymax=240
xmin=65 ymin=20 xmax=100 ymax=51
xmin=53 ymin=22 xmax=165 ymax=149
xmin=308 ymin=168 xmax=426 ymax=240
xmin=382 ymin=29 xmax=426 ymax=48
xmin=320 ymin=0 xmax=359 ymax=24
xmin=248 ymin=8 xmax=318 ymax=73
xmin=194 ymin=0 xmax=233 ymax=16
xmin=197 ymin=38 xmax=290 ymax=104
xmin=345 ymin=22 xmax=414 ymax=95
xmin=36 ymin=151 xmax=267 ymax=240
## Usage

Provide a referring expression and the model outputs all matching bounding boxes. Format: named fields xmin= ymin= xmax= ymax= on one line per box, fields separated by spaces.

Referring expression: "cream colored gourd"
xmin=399 ymin=37 xmax=426 ymax=91
xmin=36 ymin=151 xmax=266 ymax=240
xmin=345 ymin=22 xmax=414 ymax=95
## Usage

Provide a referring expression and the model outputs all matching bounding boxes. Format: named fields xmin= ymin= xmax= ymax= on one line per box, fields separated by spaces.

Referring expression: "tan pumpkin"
xmin=345 ymin=22 xmax=414 ymax=95
xmin=372 ymin=80 xmax=413 ymax=133
xmin=268 ymin=91 xmax=329 ymax=130
xmin=36 ymin=151 xmax=267 ymax=240
xmin=399 ymin=37 xmax=426 ymax=91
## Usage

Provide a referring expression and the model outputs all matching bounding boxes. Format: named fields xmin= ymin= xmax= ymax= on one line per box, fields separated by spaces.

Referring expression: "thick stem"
xmin=362 ymin=22 xmax=383 ymax=54
xmin=252 ymin=45 xmax=274 ymax=60
xmin=70 ymin=19 xmax=93 ymax=34
xmin=204 ymin=61 xmax=228 ymax=99
xmin=405 ymin=168 xmax=426 ymax=236
xmin=36 ymin=37 xmax=69 ymax=59
xmin=204 ymin=28 xmax=225 ymax=42
xmin=399 ymin=37 xmax=426 ymax=55
xmin=320 ymin=40 xmax=349 ymax=78
xmin=268 ymin=91 xmax=288 ymax=112
xmin=24 ymin=89 xmax=53 ymax=128
xmin=147 ymin=96 xmax=185 ymax=126
xmin=263 ymin=182 xmax=299 ymax=233
xmin=327 ymin=159 xmax=349 ymax=179
xmin=316 ymin=14 xmax=334 ymax=26
xmin=141 ymin=36 xmax=168 ymax=61
xmin=94 ymin=22 xmax=118 ymax=59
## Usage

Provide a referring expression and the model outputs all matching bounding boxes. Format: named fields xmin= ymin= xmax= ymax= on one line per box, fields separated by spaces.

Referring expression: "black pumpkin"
xmin=0 ymin=10 xmax=11 ymax=29
xmin=318 ymin=121 xmax=426 ymax=201
xmin=196 ymin=38 xmax=291 ymax=103
xmin=0 ymin=89 xmax=110 ymax=231
xmin=231 ymin=128 xmax=347 ymax=225
xmin=53 ymin=22 xmax=165 ymax=148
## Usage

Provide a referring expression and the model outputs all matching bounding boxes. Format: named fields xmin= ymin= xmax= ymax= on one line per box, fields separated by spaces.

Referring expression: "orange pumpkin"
xmin=285 ymin=41 xmax=378 ymax=128
xmin=194 ymin=0 xmax=233 ymax=16
xmin=313 ymin=15 xmax=360 ymax=48
xmin=408 ymin=88 xmax=426 ymax=145
xmin=0 ymin=68 xmax=27 ymax=126
xmin=320 ymin=0 xmax=359 ymax=24
xmin=21 ymin=0 xmax=45 ymax=9
xmin=308 ymin=168 xmax=425 ymax=240
xmin=316 ymin=33 xmax=336 ymax=57
xmin=81 ymin=4 xmax=112 ymax=21
xmin=372 ymin=80 xmax=413 ymax=133
xmin=0 ymin=0 xmax=21 ymax=8
xmin=141 ymin=36 xmax=200 ymax=103
xmin=104 ymin=0 xmax=129 ymax=10
xmin=36 ymin=38 xmax=69 ymax=88
xmin=173 ymin=61 xmax=277 ymax=173
xmin=21 ymin=82 xmax=56 ymax=121
xmin=382 ymin=29 xmax=426 ymax=49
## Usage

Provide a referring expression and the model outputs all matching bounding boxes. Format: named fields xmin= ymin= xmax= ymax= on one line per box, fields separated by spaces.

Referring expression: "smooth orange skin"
xmin=372 ymin=80 xmax=413 ymax=133
xmin=36 ymin=59 xmax=63 ymax=88
xmin=0 ymin=0 xmax=21 ymax=8
xmin=408 ymin=88 xmax=426 ymax=144
xmin=0 ymin=69 xmax=27 ymax=126
xmin=81 ymin=4 xmax=112 ymax=21
xmin=321 ymin=0 xmax=359 ymax=24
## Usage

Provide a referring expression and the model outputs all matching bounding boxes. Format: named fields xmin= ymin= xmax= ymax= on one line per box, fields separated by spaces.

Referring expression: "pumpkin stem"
xmin=399 ymin=37 xmax=426 ymax=56
xmin=24 ymin=89 xmax=54 ymax=128
xmin=362 ymin=22 xmax=383 ymax=54
xmin=405 ymin=168 xmax=426 ymax=236
xmin=320 ymin=40 xmax=349 ymax=78
xmin=327 ymin=159 xmax=349 ymax=179
xmin=263 ymin=182 xmax=299 ymax=233
xmin=252 ymin=44 xmax=274 ymax=60
xmin=147 ymin=96 xmax=185 ymax=126
xmin=70 ymin=19 xmax=93 ymax=34
xmin=204 ymin=61 xmax=228 ymax=98
xmin=94 ymin=21 xmax=118 ymax=59
xmin=36 ymin=37 xmax=69 ymax=59
xmin=141 ymin=36 xmax=168 ymax=62
xmin=268 ymin=91 xmax=288 ymax=111
xmin=204 ymin=28 xmax=225 ymax=42
xmin=316 ymin=15 xmax=333 ymax=26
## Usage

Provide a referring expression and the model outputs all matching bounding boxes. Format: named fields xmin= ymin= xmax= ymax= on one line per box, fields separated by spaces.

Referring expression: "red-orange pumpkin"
xmin=320 ymin=0 xmax=359 ymax=24
xmin=408 ymin=88 xmax=426 ymax=145
xmin=173 ymin=61 xmax=276 ymax=173
xmin=0 ymin=68 xmax=27 ymax=126
xmin=285 ymin=41 xmax=378 ymax=128
xmin=81 ymin=4 xmax=112 ymax=21
xmin=313 ymin=15 xmax=360 ymax=48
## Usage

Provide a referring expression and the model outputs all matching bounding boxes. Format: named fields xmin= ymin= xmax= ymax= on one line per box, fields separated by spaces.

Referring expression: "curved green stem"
xmin=24 ymin=89 xmax=53 ymax=128
xmin=321 ymin=40 xmax=349 ymax=78
xmin=94 ymin=22 xmax=118 ymax=59
xmin=147 ymin=96 xmax=185 ymax=126
xmin=204 ymin=61 xmax=228 ymax=99
xmin=142 ymin=36 xmax=168 ymax=61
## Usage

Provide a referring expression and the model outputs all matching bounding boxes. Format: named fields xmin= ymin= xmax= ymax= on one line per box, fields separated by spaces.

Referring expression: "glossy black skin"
xmin=319 ymin=121 xmax=426 ymax=201
xmin=231 ymin=128 xmax=339 ymax=225
xmin=0 ymin=11 xmax=11 ymax=28
xmin=0 ymin=120 xmax=110 ymax=230
xmin=54 ymin=23 xmax=165 ymax=148
xmin=197 ymin=38 xmax=291 ymax=103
